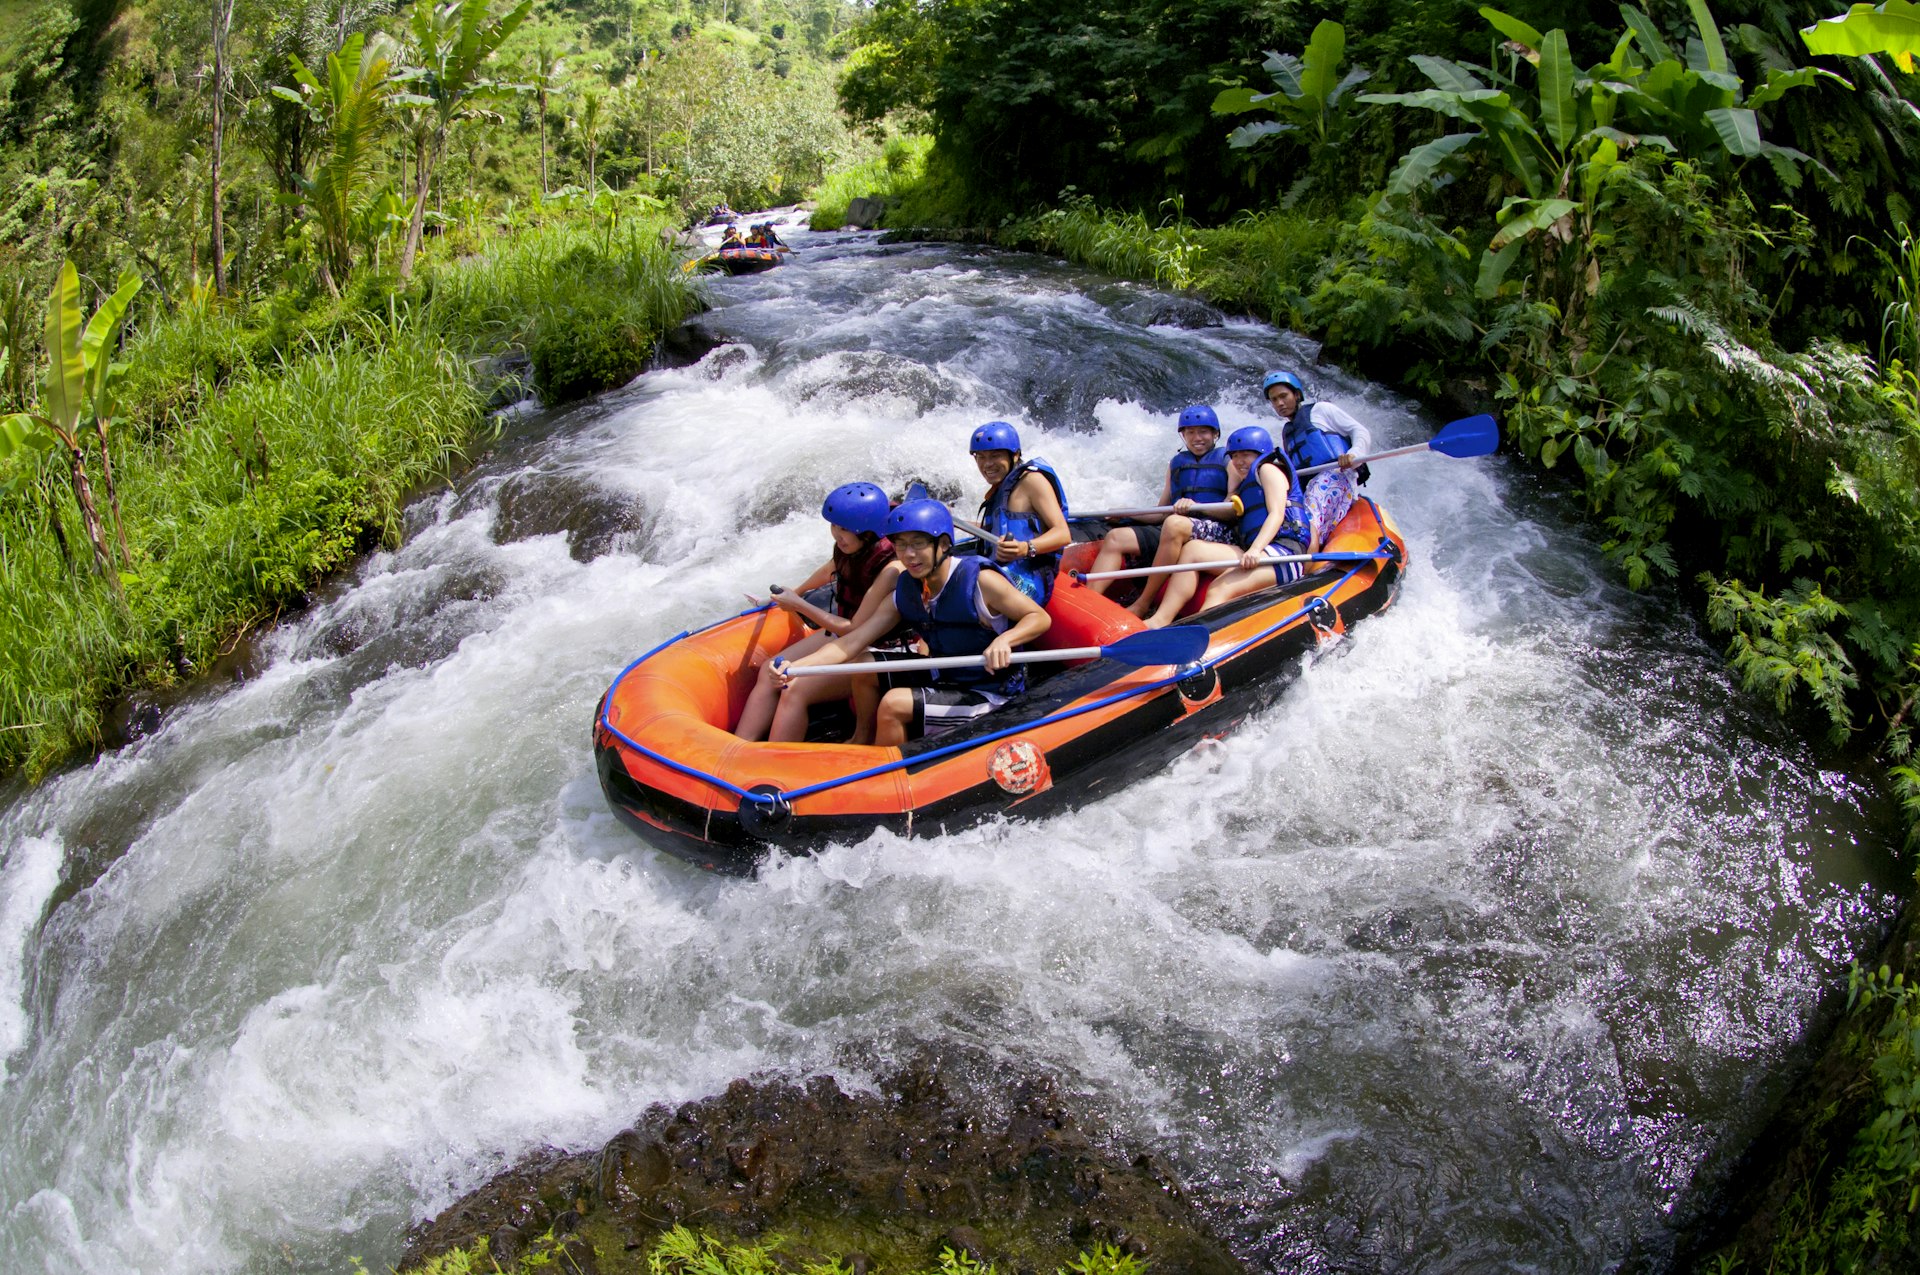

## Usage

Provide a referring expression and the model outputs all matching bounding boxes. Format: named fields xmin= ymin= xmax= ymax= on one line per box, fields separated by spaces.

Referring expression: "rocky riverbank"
xmin=400 ymin=1053 xmax=1243 ymax=1275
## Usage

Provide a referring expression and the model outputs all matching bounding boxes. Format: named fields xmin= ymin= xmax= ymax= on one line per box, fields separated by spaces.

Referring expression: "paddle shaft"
xmin=1297 ymin=441 xmax=1429 ymax=477
xmin=1076 ymin=550 xmax=1378 ymax=582
xmin=784 ymin=645 xmax=1112 ymax=676
xmin=1072 ymin=499 xmax=1241 ymax=521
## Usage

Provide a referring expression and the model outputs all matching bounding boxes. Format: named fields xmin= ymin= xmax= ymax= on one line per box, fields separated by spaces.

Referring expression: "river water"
xmin=0 ymin=221 xmax=1906 ymax=1273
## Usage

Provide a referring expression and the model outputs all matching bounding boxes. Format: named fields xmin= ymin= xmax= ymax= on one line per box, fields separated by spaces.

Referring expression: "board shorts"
xmin=1303 ymin=472 xmax=1354 ymax=539
xmin=1129 ymin=517 xmax=1233 ymax=563
xmin=867 ymin=651 xmax=1024 ymax=740
xmin=1268 ymin=538 xmax=1309 ymax=586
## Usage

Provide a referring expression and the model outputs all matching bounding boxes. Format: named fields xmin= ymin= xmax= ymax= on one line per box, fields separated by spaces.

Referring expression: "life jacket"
xmin=832 ymin=535 xmax=894 ymax=618
xmin=1282 ymin=403 xmax=1352 ymax=473
xmin=1232 ymin=452 xmax=1312 ymax=552
xmin=892 ymin=555 xmax=1018 ymax=688
xmin=977 ymin=457 xmax=1069 ymax=604
xmin=1168 ymin=446 xmax=1230 ymax=503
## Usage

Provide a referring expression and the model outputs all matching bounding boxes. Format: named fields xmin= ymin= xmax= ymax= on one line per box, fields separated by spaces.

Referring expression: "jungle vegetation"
xmin=841 ymin=0 xmax=1920 ymax=836
xmin=832 ymin=0 xmax=1920 ymax=1264
xmin=7 ymin=0 xmax=1920 ymax=1265
xmin=0 ymin=0 xmax=873 ymax=779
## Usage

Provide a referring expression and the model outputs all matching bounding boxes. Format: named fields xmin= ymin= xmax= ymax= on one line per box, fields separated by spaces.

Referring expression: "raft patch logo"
xmin=988 ymin=739 xmax=1050 ymax=796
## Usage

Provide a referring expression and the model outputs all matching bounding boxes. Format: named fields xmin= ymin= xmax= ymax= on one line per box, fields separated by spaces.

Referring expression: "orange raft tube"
xmin=702 ymin=245 xmax=784 ymax=274
xmin=594 ymin=497 xmax=1407 ymax=874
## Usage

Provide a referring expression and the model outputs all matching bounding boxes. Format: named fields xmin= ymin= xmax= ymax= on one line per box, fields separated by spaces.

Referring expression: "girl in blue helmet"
xmin=969 ymin=421 xmax=1072 ymax=604
xmin=770 ymin=498 xmax=1051 ymax=746
xmin=1262 ymin=370 xmax=1372 ymax=540
xmin=1140 ymin=425 xmax=1316 ymax=629
xmin=1086 ymin=404 xmax=1237 ymax=618
xmin=735 ymin=482 xmax=907 ymax=743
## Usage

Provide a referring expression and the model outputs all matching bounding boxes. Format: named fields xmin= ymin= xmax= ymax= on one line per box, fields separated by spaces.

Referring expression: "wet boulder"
xmin=399 ymin=1054 xmax=1244 ymax=1275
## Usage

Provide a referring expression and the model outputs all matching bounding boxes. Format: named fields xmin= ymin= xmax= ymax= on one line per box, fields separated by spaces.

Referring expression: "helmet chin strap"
xmin=921 ymin=536 xmax=954 ymax=606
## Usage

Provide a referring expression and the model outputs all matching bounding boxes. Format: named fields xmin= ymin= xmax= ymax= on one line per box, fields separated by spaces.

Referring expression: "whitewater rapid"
xmin=0 ymin=217 xmax=1902 ymax=1273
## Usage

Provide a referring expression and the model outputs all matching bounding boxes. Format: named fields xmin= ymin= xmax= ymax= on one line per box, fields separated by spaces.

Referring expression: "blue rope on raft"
xmin=596 ymin=541 xmax=1396 ymax=812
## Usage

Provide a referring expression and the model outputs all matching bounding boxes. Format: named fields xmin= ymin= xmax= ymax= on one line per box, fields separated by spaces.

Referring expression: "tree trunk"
xmin=210 ymin=0 xmax=235 ymax=295
xmin=64 ymin=442 xmax=116 ymax=583
xmin=538 ymin=90 xmax=549 ymax=194
xmin=36 ymin=473 xmax=73 ymax=568
xmin=398 ymin=125 xmax=441 ymax=282
xmin=92 ymin=417 xmax=130 ymax=567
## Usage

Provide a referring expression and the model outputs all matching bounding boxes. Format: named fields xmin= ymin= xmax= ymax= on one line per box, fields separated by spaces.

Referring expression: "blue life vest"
xmin=1168 ymin=447 xmax=1230 ymax=503
xmin=892 ymin=555 xmax=1019 ymax=688
xmin=1232 ymin=452 xmax=1312 ymax=551
xmin=1283 ymin=403 xmax=1351 ymax=473
xmin=978 ymin=457 xmax=1069 ymax=604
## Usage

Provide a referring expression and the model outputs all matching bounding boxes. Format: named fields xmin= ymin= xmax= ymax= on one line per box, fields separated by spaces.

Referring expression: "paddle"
xmin=1073 ymin=550 xmax=1384 ymax=583
xmin=779 ymin=624 xmax=1210 ymax=677
xmin=744 ymin=585 xmax=835 ymax=629
xmin=1070 ymin=497 xmax=1242 ymax=522
xmin=1296 ymin=413 xmax=1499 ymax=477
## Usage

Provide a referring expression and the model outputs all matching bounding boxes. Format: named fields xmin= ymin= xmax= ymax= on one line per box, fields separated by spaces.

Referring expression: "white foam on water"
xmin=0 ymin=835 xmax=64 ymax=1082
xmin=0 ymin=226 xmax=1900 ymax=1273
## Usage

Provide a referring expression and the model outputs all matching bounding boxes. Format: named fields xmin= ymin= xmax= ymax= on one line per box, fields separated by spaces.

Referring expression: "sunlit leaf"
xmin=1539 ymin=29 xmax=1578 ymax=150
xmin=42 ymin=261 xmax=83 ymax=437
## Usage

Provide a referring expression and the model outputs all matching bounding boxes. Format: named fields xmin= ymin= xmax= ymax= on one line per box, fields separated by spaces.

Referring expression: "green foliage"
xmin=1704 ymin=575 xmax=1860 ymax=738
xmin=398 ymin=0 xmax=534 ymax=279
xmin=838 ymin=0 xmax=1298 ymax=220
xmin=1765 ymin=962 xmax=1920 ymax=1270
xmin=1007 ymin=193 xmax=1204 ymax=291
xmin=1212 ymin=20 xmax=1372 ymax=150
xmin=0 ymin=196 xmax=695 ymax=778
xmin=272 ymin=32 xmax=413 ymax=290
xmin=1360 ymin=3 xmax=1833 ymax=302
xmin=808 ymin=133 xmax=931 ymax=230
xmin=417 ymin=1224 xmax=1151 ymax=1275
xmin=1801 ymin=0 xmax=1920 ymax=70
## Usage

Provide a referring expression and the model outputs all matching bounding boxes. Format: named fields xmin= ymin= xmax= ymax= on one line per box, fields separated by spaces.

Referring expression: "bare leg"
xmin=768 ymin=669 xmax=857 ymax=742
xmin=1086 ymin=526 xmax=1142 ymax=597
xmin=850 ymin=673 xmax=883 ymax=745
xmin=1142 ymin=540 xmax=1239 ymax=628
xmin=1195 ymin=563 xmax=1276 ymax=611
xmin=735 ymin=631 xmax=832 ymax=740
xmin=874 ymin=688 xmax=916 ymax=747
xmin=1128 ymin=515 xmax=1194 ymax=617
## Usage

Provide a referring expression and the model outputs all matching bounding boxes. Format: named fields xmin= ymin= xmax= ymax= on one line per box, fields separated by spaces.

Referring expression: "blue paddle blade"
xmin=1430 ymin=414 xmax=1500 ymax=458
xmin=1101 ymin=625 xmax=1211 ymax=667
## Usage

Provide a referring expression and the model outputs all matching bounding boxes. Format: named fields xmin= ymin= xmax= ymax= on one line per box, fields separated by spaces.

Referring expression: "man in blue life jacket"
xmin=768 ymin=499 xmax=1052 ymax=746
xmin=970 ymin=421 xmax=1071 ymax=605
xmin=1085 ymin=404 xmax=1239 ymax=617
xmin=1263 ymin=370 xmax=1372 ymax=538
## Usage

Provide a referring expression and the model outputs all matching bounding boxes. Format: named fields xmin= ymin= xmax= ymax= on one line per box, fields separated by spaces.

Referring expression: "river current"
xmin=0 ymin=220 xmax=1906 ymax=1273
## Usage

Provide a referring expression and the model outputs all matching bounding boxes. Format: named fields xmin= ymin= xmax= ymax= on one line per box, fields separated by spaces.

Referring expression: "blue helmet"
xmin=969 ymin=421 xmax=1021 ymax=454
xmin=1225 ymin=425 xmax=1274 ymax=455
xmin=884 ymin=498 xmax=953 ymax=541
xmin=1261 ymin=370 xmax=1304 ymax=396
xmin=1177 ymin=404 xmax=1220 ymax=432
xmin=821 ymin=482 xmax=891 ymax=536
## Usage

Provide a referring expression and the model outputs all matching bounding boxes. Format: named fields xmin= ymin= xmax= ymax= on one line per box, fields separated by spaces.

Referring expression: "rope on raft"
xmin=596 ymin=524 xmax=1400 ymax=813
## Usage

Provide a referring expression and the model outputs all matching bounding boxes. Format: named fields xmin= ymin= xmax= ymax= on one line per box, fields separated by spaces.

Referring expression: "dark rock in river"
xmin=400 ymin=1058 xmax=1243 ymax=1275
xmin=1113 ymin=295 xmax=1225 ymax=330
xmin=491 ymin=469 xmax=646 ymax=563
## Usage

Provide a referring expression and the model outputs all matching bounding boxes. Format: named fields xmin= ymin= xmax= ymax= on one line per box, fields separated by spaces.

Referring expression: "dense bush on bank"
xmin=406 ymin=1225 xmax=1152 ymax=1275
xmin=0 ymin=208 xmax=698 ymax=780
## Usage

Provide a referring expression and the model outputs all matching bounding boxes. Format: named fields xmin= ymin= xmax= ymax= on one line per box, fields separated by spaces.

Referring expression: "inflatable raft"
xmin=700 ymin=245 xmax=784 ymax=274
xmin=594 ymin=496 xmax=1407 ymax=874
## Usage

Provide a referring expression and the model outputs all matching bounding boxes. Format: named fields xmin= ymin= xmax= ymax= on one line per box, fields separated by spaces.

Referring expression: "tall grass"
xmin=0 ymin=206 xmax=699 ymax=778
xmin=808 ymin=135 xmax=934 ymax=231
xmin=420 ymin=217 xmax=701 ymax=403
